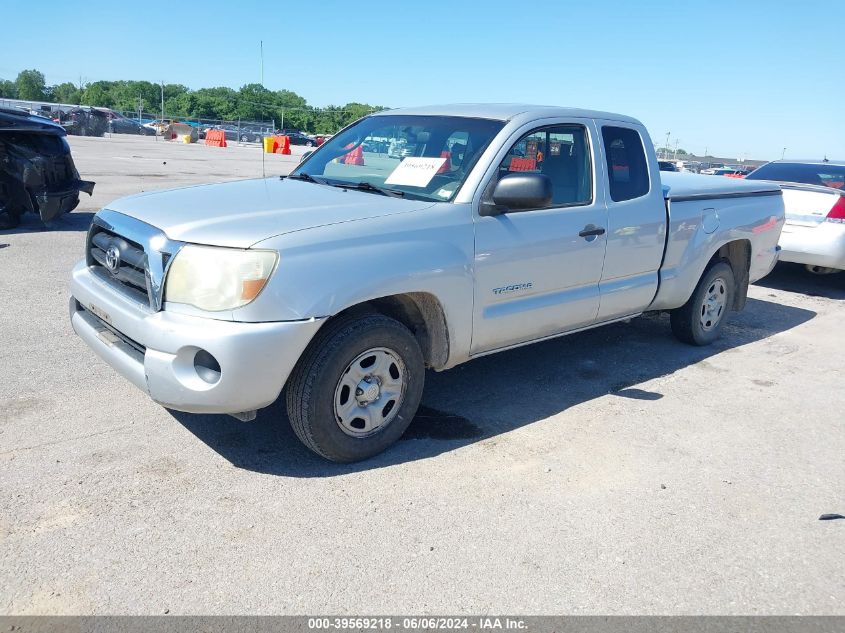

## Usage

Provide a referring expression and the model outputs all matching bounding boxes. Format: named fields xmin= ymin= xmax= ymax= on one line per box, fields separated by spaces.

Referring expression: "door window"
xmin=602 ymin=126 xmax=650 ymax=202
xmin=495 ymin=125 xmax=593 ymax=207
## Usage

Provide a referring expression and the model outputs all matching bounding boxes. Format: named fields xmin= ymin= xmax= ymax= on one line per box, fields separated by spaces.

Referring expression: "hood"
xmin=106 ymin=177 xmax=436 ymax=247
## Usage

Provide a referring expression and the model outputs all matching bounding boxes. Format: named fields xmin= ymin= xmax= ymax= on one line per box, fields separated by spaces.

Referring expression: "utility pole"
xmin=160 ymin=82 xmax=165 ymax=123
xmin=138 ymin=95 xmax=144 ymax=125
xmin=664 ymin=132 xmax=671 ymax=160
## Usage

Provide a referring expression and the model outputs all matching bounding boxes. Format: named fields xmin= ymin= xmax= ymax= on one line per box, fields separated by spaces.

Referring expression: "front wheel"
xmin=670 ymin=261 xmax=735 ymax=346
xmin=285 ymin=314 xmax=425 ymax=462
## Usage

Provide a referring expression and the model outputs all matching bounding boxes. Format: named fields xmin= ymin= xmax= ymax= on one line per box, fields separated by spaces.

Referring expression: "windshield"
xmin=292 ymin=115 xmax=504 ymax=201
xmin=746 ymin=162 xmax=845 ymax=189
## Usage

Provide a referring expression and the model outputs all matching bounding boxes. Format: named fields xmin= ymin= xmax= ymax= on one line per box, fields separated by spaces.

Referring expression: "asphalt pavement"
xmin=1 ymin=136 xmax=843 ymax=614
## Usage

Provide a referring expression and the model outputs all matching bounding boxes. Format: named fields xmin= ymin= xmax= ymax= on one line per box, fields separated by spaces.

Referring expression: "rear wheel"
xmin=286 ymin=314 xmax=425 ymax=462
xmin=670 ymin=262 xmax=735 ymax=346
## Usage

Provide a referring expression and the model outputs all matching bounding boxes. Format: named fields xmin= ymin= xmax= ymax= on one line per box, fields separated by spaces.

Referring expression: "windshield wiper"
xmin=332 ymin=181 xmax=405 ymax=198
xmin=285 ymin=173 xmax=325 ymax=185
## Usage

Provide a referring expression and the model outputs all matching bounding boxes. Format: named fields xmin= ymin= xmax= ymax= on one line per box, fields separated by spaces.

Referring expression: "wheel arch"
xmin=706 ymin=239 xmax=751 ymax=310
xmin=327 ymin=292 xmax=450 ymax=370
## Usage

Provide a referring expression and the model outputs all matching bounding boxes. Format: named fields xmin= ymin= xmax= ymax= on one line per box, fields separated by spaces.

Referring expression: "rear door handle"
xmin=579 ymin=225 xmax=606 ymax=238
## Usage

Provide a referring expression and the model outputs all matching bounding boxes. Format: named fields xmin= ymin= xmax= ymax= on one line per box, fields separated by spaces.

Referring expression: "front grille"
xmin=87 ymin=226 xmax=151 ymax=306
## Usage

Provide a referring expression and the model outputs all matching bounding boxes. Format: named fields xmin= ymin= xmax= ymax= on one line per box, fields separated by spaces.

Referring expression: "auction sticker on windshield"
xmin=384 ymin=157 xmax=447 ymax=187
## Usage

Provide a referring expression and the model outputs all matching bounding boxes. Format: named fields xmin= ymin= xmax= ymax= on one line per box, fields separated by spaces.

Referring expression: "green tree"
xmin=15 ymin=69 xmax=46 ymax=100
xmin=191 ymin=87 xmax=238 ymax=120
xmin=0 ymin=79 xmax=16 ymax=98
xmin=3 ymin=67 xmax=389 ymax=132
xmin=81 ymin=82 xmax=115 ymax=108
xmin=52 ymin=82 xmax=82 ymax=104
xmin=109 ymin=81 xmax=162 ymax=114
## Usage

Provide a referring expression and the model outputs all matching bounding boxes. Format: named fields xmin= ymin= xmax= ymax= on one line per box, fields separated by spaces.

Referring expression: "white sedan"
xmin=746 ymin=160 xmax=845 ymax=273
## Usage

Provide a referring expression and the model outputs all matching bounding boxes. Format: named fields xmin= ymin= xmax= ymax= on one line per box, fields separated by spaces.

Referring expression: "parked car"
xmin=58 ymin=107 xmax=110 ymax=137
xmin=1 ymin=107 xmax=94 ymax=227
xmin=658 ymin=160 xmax=678 ymax=171
xmin=69 ymin=104 xmax=783 ymax=462
xmin=711 ymin=168 xmax=750 ymax=177
xmin=284 ymin=131 xmax=315 ymax=146
xmin=387 ymin=138 xmax=412 ymax=158
xmin=202 ymin=126 xmax=239 ymax=142
xmin=699 ymin=163 xmax=725 ymax=175
xmin=106 ymin=112 xmax=156 ymax=136
xmin=746 ymin=160 xmax=845 ymax=273
xmin=238 ymin=126 xmax=273 ymax=143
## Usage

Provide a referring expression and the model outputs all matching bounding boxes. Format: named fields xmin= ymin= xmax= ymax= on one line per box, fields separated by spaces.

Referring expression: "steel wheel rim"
xmin=334 ymin=347 xmax=406 ymax=438
xmin=700 ymin=277 xmax=727 ymax=331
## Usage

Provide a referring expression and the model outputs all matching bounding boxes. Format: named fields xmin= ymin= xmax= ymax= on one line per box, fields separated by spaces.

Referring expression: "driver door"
xmin=471 ymin=121 xmax=608 ymax=354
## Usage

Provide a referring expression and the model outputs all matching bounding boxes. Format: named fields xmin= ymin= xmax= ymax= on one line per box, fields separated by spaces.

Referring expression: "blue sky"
xmin=1 ymin=0 xmax=841 ymax=160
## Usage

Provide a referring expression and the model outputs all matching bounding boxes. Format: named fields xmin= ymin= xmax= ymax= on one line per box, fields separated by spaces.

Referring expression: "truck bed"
xmin=661 ymin=172 xmax=781 ymax=201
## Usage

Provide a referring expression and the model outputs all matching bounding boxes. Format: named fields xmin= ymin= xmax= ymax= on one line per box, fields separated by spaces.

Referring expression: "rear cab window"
xmin=601 ymin=126 xmax=650 ymax=202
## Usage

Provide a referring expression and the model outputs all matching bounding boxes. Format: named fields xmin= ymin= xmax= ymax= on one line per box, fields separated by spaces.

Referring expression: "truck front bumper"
xmin=70 ymin=261 xmax=325 ymax=415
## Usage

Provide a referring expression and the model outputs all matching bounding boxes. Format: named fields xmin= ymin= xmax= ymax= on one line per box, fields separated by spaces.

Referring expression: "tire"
xmin=305 ymin=141 xmax=314 ymax=147
xmin=0 ymin=208 xmax=22 ymax=229
xmin=286 ymin=313 xmax=425 ymax=462
xmin=805 ymin=265 xmax=841 ymax=275
xmin=670 ymin=261 xmax=735 ymax=346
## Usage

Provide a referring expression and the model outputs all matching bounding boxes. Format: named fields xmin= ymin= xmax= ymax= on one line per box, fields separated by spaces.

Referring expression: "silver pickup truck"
xmin=70 ymin=104 xmax=785 ymax=462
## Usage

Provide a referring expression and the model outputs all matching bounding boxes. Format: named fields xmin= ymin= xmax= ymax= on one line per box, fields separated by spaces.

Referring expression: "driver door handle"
xmin=579 ymin=225 xmax=606 ymax=238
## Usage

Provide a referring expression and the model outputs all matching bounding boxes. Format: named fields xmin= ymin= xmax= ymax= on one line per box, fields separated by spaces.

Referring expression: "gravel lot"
xmin=1 ymin=136 xmax=843 ymax=615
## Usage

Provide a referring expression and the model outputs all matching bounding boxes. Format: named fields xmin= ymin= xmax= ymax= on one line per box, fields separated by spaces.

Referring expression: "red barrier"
xmin=437 ymin=151 xmax=452 ymax=174
xmin=509 ymin=157 xmax=536 ymax=171
xmin=343 ymin=145 xmax=365 ymax=166
xmin=204 ymin=129 xmax=227 ymax=148
xmin=272 ymin=135 xmax=291 ymax=155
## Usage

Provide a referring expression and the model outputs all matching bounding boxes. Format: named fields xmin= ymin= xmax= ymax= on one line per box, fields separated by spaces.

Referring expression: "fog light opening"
xmin=193 ymin=349 xmax=221 ymax=385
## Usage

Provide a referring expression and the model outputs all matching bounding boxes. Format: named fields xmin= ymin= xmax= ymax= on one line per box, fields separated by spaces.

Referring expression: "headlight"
xmin=164 ymin=245 xmax=278 ymax=312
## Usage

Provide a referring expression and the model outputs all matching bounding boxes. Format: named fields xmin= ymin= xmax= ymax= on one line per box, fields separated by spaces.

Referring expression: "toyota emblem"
xmin=105 ymin=245 xmax=121 ymax=274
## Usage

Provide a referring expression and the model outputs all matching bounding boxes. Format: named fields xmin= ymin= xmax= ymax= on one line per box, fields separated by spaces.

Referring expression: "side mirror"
xmin=300 ymin=150 xmax=313 ymax=162
xmin=482 ymin=173 xmax=553 ymax=216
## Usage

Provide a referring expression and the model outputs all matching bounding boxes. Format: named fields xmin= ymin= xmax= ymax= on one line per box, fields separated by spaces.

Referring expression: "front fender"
xmin=239 ymin=203 xmax=476 ymax=365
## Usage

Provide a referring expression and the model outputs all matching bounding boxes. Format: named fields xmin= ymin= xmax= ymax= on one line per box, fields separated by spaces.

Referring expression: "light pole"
xmin=781 ymin=147 xmax=787 ymax=160
xmin=673 ymin=139 xmax=679 ymax=161
xmin=260 ymin=40 xmax=264 ymax=86
xmin=664 ymin=132 xmax=671 ymax=160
